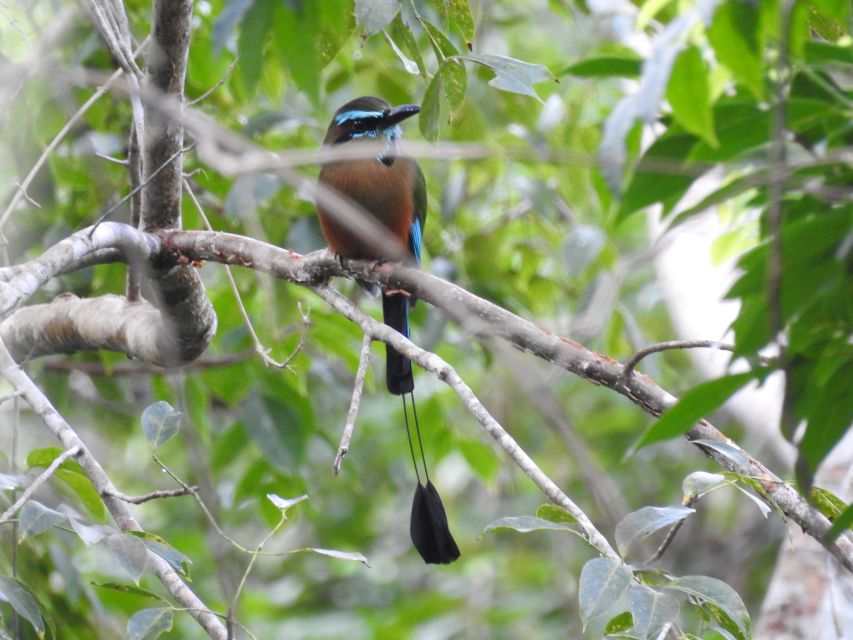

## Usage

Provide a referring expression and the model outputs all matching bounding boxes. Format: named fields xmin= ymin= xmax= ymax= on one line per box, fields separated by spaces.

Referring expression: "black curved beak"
xmin=383 ymin=104 xmax=420 ymax=126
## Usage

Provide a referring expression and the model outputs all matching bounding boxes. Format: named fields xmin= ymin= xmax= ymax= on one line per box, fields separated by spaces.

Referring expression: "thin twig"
xmin=334 ymin=334 xmax=372 ymax=475
xmin=152 ymin=452 xmax=252 ymax=554
xmin=105 ymin=486 xmax=197 ymax=504
xmin=0 ymin=446 xmax=80 ymax=525
xmin=648 ymin=496 xmax=698 ymax=563
xmin=0 ymin=37 xmax=149 ymax=232
xmin=622 ymin=340 xmax=736 ymax=379
xmin=227 ymin=513 xmax=287 ymax=638
xmin=188 ymin=57 xmax=238 ymax=106
xmin=90 ymin=142 xmax=196 ymax=233
xmin=42 ymin=349 xmax=255 ymax=376
xmin=183 ymin=178 xmax=291 ymax=369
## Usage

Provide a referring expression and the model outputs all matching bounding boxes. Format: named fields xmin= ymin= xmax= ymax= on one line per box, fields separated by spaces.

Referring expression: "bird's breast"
xmin=318 ymin=157 xmax=417 ymax=259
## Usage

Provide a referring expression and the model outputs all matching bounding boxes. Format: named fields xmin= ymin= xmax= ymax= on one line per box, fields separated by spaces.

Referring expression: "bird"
xmin=316 ymin=96 xmax=460 ymax=564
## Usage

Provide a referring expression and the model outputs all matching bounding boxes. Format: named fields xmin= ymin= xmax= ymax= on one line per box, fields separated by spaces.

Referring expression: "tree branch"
xmin=0 ymin=338 xmax=227 ymax=639
xmin=0 ymin=222 xmax=850 ymax=569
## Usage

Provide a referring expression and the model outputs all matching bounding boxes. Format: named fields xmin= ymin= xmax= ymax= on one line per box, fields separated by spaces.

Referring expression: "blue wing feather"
xmin=409 ymin=218 xmax=423 ymax=266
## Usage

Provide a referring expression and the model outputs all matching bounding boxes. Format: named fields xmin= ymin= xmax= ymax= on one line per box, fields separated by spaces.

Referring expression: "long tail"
xmin=382 ymin=293 xmax=414 ymax=395
xmin=383 ymin=293 xmax=460 ymax=564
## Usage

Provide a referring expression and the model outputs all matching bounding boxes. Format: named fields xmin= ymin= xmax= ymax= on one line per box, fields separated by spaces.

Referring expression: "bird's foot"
xmin=385 ymin=288 xmax=412 ymax=298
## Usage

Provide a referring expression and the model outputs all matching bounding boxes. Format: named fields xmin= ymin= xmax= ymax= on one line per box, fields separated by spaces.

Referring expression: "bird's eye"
xmin=351 ymin=119 xmax=366 ymax=131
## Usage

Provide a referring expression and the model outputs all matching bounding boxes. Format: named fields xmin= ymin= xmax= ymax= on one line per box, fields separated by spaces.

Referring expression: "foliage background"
xmin=0 ymin=0 xmax=850 ymax=638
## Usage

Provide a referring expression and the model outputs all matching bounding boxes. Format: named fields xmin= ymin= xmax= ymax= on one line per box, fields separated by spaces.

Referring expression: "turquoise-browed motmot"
xmin=316 ymin=96 xmax=460 ymax=564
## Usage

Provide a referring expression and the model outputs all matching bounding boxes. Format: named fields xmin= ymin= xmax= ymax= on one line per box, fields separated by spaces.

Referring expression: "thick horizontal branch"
xmin=0 ymin=222 xmax=850 ymax=570
xmin=159 ymin=229 xmax=853 ymax=571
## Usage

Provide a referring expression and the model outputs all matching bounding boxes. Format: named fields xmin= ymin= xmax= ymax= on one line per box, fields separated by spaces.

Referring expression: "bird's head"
xmin=323 ymin=96 xmax=420 ymax=147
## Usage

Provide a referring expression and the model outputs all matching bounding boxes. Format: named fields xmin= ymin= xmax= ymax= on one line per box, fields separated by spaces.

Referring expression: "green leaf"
xmin=636 ymin=372 xmax=757 ymax=449
xmin=127 ymin=607 xmax=173 ymax=640
xmin=536 ymin=504 xmax=577 ymax=525
xmin=25 ymin=447 xmax=106 ymax=520
xmin=463 ymin=54 xmax=554 ymax=101
xmin=562 ymin=56 xmax=642 ymax=78
xmin=615 ymin=505 xmax=695 ymax=556
xmin=418 ymin=15 xmax=460 ymax=60
xmin=419 ymin=69 xmax=441 ymax=141
xmin=106 ymin=534 xmax=148 ymax=583
xmin=386 ymin=12 xmax=426 ymax=76
xmin=237 ymin=0 xmax=275 ymax=95
xmin=55 ymin=468 xmax=106 ymax=521
xmin=127 ymin=531 xmax=192 ymax=578
xmin=18 ymin=501 xmax=66 ymax=541
xmin=458 ymin=438 xmax=500 ymax=483
xmin=808 ymin=486 xmax=848 ymax=521
xmin=827 ymin=503 xmax=853 ymax=542
xmin=0 ymin=576 xmax=45 ymax=638
xmin=273 ymin=3 xmax=323 ymax=105
xmin=483 ymin=515 xmax=577 ymax=535
xmin=805 ymin=41 xmax=853 ymax=65
xmin=289 ymin=547 xmax=370 ymax=565
xmin=440 ymin=59 xmax=467 ymax=111
xmin=806 ymin=0 xmax=851 ymax=41
xmin=355 ymin=0 xmax=399 ymax=36
xmin=619 ymin=133 xmax=697 ymax=219
xmin=448 ymin=0 xmax=474 ymax=46
xmin=666 ymin=46 xmax=717 ymax=147
xmin=141 ymin=401 xmax=182 ymax=447
xmin=92 ymin=582 xmax=168 ymax=603
xmin=26 ymin=447 xmax=66 ymax=469
xmin=670 ymin=575 xmax=750 ymax=639
xmin=418 ymin=59 xmax=467 ymax=141
xmin=629 ymin=584 xmax=680 ymax=639
xmin=707 ymin=0 xmax=764 ymax=99
xmin=578 ymin=557 xmax=632 ymax=629
xmin=604 ymin=610 xmax=634 ymax=634
xmin=796 ymin=360 xmax=853 ymax=487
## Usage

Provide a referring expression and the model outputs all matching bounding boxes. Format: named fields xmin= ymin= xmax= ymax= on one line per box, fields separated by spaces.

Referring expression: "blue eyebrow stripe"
xmin=334 ymin=110 xmax=385 ymax=124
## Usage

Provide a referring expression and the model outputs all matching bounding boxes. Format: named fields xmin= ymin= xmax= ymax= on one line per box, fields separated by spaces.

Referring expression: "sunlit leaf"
xmin=536 ymin=504 xmax=577 ymax=525
xmin=707 ymin=0 xmax=763 ymax=99
xmin=666 ymin=46 xmax=717 ymax=147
